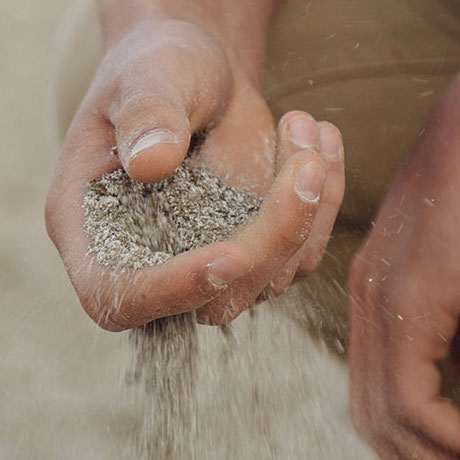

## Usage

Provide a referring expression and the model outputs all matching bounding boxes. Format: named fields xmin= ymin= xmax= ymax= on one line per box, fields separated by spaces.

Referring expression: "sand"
xmin=1 ymin=1 xmax=412 ymax=457
xmin=83 ymin=150 xmax=266 ymax=459
xmin=83 ymin=155 xmax=261 ymax=271
xmin=82 ymin=148 xmax=376 ymax=460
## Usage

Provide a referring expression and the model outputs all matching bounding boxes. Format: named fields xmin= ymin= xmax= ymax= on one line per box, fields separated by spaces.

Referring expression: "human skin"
xmin=349 ymin=74 xmax=460 ymax=459
xmin=45 ymin=0 xmax=345 ymax=329
xmin=44 ymin=0 xmax=460 ymax=457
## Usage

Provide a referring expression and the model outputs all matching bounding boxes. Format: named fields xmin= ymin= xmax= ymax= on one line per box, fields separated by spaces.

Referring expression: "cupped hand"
xmin=348 ymin=77 xmax=460 ymax=459
xmin=46 ymin=15 xmax=345 ymax=330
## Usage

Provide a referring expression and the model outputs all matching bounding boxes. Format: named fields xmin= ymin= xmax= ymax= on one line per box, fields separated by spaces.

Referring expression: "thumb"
xmin=113 ymin=97 xmax=193 ymax=182
xmin=107 ymin=40 xmax=233 ymax=182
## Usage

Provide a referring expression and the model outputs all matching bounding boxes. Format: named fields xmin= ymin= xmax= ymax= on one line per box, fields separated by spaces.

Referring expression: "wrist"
xmin=98 ymin=0 xmax=282 ymax=88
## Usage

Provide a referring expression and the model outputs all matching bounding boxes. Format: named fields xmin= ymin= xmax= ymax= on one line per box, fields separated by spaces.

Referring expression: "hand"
xmin=348 ymin=76 xmax=460 ymax=459
xmin=46 ymin=9 xmax=345 ymax=330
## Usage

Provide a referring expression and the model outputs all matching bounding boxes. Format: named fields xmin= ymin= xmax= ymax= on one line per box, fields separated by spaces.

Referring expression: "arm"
xmin=349 ymin=74 xmax=460 ymax=459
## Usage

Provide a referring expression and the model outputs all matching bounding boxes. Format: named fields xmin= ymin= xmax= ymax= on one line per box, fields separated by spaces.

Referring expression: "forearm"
xmin=406 ymin=73 xmax=460 ymax=184
xmin=369 ymin=73 xmax=460 ymax=248
xmin=98 ymin=0 xmax=283 ymax=82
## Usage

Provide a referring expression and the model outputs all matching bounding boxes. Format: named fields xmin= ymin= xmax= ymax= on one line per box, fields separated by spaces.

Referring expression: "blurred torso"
xmin=266 ymin=0 xmax=460 ymax=224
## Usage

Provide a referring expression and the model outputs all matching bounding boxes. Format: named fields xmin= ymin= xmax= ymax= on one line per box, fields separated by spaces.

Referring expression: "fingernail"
xmin=288 ymin=115 xmax=319 ymax=149
xmin=319 ymin=122 xmax=343 ymax=160
xmin=294 ymin=162 xmax=327 ymax=203
xmin=129 ymin=129 xmax=179 ymax=161
xmin=207 ymin=256 xmax=248 ymax=288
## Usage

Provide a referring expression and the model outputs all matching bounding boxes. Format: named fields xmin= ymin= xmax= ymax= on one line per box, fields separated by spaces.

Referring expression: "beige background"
xmin=0 ymin=1 xmax=140 ymax=458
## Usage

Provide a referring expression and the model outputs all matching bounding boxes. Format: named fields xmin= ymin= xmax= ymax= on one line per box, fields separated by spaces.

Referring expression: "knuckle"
xmin=203 ymin=297 xmax=244 ymax=326
xmin=196 ymin=266 xmax=223 ymax=299
xmin=271 ymin=281 xmax=290 ymax=298
xmin=277 ymin=219 xmax=312 ymax=254
xmin=262 ymin=280 xmax=287 ymax=300
xmin=277 ymin=231 xmax=304 ymax=254
xmin=197 ymin=308 xmax=226 ymax=326
xmin=299 ymin=248 xmax=324 ymax=276
xmin=387 ymin=384 xmax=418 ymax=427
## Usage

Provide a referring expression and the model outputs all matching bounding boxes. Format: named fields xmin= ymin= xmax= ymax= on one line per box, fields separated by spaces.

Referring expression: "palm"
xmin=47 ymin=16 xmax=345 ymax=330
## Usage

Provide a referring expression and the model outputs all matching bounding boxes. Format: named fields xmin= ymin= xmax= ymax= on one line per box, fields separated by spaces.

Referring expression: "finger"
xmin=196 ymin=149 xmax=328 ymax=324
xmin=275 ymin=110 xmax=320 ymax=176
xmin=377 ymin=434 xmax=447 ymax=460
xmin=298 ymin=121 xmax=345 ymax=275
xmin=348 ymin=254 xmax=460 ymax=459
xmin=104 ymin=25 xmax=233 ymax=182
xmin=80 ymin=242 xmax=252 ymax=331
xmin=266 ymin=111 xmax=320 ymax=295
xmin=269 ymin=117 xmax=344 ymax=291
xmin=266 ymin=249 xmax=304 ymax=297
xmin=349 ymin=291 xmax=457 ymax=460
xmin=390 ymin=296 xmax=460 ymax=454
xmin=47 ymin=110 xmax=252 ymax=332
xmin=374 ymin=417 xmax=460 ymax=460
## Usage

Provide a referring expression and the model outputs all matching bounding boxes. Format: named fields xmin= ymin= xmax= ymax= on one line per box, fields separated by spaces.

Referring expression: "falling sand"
xmin=83 ymin=150 xmax=376 ymax=460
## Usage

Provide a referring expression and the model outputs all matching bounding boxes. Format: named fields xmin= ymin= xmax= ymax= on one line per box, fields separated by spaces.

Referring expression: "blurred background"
xmin=0 ymin=1 xmax=140 ymax=458
xmin=1 ymin=0 xmax=458 ymax=458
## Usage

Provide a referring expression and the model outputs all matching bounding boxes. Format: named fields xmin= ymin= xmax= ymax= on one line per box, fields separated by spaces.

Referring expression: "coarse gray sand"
xmin=83 ymin=156 xmax=261 ymax=272
xmin=83 ymin=151 xmax=263 ymax=459
xmin=82 ymin=150 xmax=376 ymax=460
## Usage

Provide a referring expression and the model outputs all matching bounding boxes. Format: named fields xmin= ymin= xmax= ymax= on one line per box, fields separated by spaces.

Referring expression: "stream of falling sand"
xmin=83 ymin=150 xmax=376 ymax=460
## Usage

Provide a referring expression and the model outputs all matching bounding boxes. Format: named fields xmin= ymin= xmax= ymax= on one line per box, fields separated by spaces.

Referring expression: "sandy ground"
xmin=0 ymin=1 xmax=376 ymax=459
